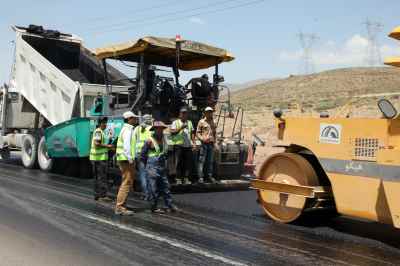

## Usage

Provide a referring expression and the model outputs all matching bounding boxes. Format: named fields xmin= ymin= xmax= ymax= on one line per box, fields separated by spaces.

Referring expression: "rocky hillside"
xmin=231 ymin=67 xmax=400 ymax=115
xmin=223 ymin=67 xmax=400 ymax=168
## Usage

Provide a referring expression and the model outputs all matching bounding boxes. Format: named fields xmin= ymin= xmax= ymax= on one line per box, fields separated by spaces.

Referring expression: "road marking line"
xmin=82 ymin=213 xmax=248 ymax=266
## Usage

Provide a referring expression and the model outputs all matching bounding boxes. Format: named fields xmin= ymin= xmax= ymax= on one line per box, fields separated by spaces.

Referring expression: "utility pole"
xmin=298 ymin=32 xmax=319 ymax=75
xmin=363 ymin=18 xmax=383 ymax=66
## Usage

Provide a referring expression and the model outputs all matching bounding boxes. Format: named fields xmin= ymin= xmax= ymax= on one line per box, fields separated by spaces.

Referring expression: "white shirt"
xmin=121 ymin=124 xmax=134 ymax=161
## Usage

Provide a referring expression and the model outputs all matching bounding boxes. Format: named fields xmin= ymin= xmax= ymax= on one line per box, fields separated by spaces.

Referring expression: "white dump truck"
xmin=0 ymin=25 xmax=130 ymax=174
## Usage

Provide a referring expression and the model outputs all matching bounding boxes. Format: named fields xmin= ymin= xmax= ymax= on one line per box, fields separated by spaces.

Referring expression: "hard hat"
xmin=204 ymin=107 xmax=214 ymax=112
xmin=150 ymin=121 xmax=168 ymax=130
xmin=180 ymin=107 xmax=189 ymax=113
xmin=123 ymin=111 xmax=139 ymax=119
xmin=142 ymin=114 xmax=153 ymax=126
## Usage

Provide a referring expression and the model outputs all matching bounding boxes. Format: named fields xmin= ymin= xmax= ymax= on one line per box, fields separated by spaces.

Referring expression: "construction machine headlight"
xmin=378 ymin=99 xmax=397 ymax=119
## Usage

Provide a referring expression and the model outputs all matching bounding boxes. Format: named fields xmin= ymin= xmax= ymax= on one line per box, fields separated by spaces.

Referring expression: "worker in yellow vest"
xmin=90 ymin=117 xmax=114 ymax=202
xmin=141 ymin=121 xmax=178 ymax=213
xmin=133 ymin=114 xmax=152 ymax=200
xmin=170 ymin=107 xmax=195 ymax=185
xmin=115 ymin=111 xmax=139 ymax=215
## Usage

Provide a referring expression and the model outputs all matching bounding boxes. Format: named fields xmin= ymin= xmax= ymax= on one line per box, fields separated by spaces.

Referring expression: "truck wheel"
xmin=21 ymin=135 xmax=38 ymax=169
xmin=0 ymin=148 xmax=11 ymax=160
xmin=257 ymin=153 xmax=319 ymax=223
xmin=38 ymin=136 xmax=53 ymax=172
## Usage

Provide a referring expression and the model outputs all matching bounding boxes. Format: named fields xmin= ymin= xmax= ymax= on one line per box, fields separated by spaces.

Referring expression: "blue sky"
xmin=0 ymin=0 xmax=399 ymax=84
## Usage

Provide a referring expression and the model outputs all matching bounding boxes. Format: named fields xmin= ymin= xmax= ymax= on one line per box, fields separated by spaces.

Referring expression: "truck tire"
xmin=0 ymin=148 xmax=11 ymax=160
xmin=38 ymin=136 xmax=53 ymax=172
xmin=21 ymin=135 xmax=38 ymax=169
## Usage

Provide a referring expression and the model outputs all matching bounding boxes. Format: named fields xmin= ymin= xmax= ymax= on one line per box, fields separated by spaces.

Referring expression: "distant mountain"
xmin=225 ymin=78 xmax=276 ymax=92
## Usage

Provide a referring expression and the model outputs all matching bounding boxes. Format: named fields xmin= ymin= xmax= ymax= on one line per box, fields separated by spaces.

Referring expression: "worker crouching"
xmin=141 ymin=121 xmax=178 ymax=213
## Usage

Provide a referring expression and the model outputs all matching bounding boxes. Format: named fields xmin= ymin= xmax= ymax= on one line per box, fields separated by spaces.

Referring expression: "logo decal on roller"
xmin=319 ymin=124 xmax=341 ymax=144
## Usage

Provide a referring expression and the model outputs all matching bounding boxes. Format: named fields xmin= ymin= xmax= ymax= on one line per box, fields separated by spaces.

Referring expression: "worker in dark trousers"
xmin=170 ymin=107 xmax=195 ymax=185
xmin=133 ymin=114 xmax=152 ymax=200
xmin=141 ymin=121 xmax=178 ymax=213
xmin=90 ymin=117 xmax=114 ymax=202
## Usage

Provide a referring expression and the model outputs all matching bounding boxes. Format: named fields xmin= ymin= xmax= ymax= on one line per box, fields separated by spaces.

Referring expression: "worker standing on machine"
xmin=115 ymin=111 xmax=139 ymax=215
xmin=141 ymin=121 xmax=178 ymax=213
xmin=134 ymin=114 xmax=152 ymax=200
xmin=196 ymin=107 xmax=217 ymax=184
xmin=90 ymin=117 xmax=114 ymax=202
xmin=170 ymin=107 xmax=195 ymax=185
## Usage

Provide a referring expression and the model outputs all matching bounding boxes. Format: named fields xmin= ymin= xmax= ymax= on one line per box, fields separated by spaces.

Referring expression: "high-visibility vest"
xmin=170 ymin=119 xmax=193 ymax=145
xmin=116 ymin=124 xmax=135 ymax=161
xmin=148 ymin=135 xmax=166 ymax=158
xmin=89 ymin=128 xmax=108 ymax=161
xmin=134 ymin=125 xmax=151 ymax=154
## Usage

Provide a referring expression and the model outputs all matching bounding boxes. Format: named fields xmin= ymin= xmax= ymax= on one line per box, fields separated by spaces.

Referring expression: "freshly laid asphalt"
xmin=0 ymin=157 xmax=399 ymax=266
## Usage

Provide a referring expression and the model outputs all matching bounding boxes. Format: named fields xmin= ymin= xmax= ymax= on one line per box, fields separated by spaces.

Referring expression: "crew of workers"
xmin=89 ymin=106 xmax=217 ymax=216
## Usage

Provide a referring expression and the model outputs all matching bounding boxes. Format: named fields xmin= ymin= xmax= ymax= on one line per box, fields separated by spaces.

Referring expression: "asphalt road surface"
xmin=0 ymin=158 xmax=400 ymax=265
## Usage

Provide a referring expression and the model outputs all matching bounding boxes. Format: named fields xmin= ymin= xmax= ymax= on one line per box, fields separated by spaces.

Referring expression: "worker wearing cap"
xmin=115 ymin=111 xmax=139 ymax=215
xmin=170 ymin=107 xmax=195 ymax=185
xmin=133 ymin=114 xmax=153 ymax=200
xmin=141 ymin=121 xmax=178 ymax=213
xmin=196 ymin=107 xmax=217 ymax=183
xmin=90 ymin=117 xmax=114 ymax=202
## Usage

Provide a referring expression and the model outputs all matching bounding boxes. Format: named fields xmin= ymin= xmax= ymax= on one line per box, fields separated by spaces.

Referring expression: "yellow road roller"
xmin=251 ymin=26 xmax=400 ymax=228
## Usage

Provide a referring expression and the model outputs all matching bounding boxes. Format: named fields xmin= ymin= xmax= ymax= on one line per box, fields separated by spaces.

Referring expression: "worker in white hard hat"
xmin=114 ymin=111 xmax=139 ymax=215
xmin=196 ymin=107 xmax=217 ymax=184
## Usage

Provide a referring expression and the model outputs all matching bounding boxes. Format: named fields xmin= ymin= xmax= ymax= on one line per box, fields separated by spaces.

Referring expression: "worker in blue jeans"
xmin=141 ymin=121 xmax=178 ymax=213
xmin=134 ymin=114 xmax=152 ymax=200
xmin=196 ymin=107 xmax=217 ymax=183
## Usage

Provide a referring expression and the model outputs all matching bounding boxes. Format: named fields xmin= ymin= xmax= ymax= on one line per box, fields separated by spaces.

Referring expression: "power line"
xmin=297 ymin=32 xmax=318 ymax=75
xmin=89 ymin=0 xmax=266 ymax=36
xmin=85 ymin=0 xmax=254 ymax=33
xmin=84 ymin=0 xmax=247 ymax=33
xmin=363 ymin=18 xmax=383 ymax=67
xmin=62 ymin=0 xmax=182 ymax=27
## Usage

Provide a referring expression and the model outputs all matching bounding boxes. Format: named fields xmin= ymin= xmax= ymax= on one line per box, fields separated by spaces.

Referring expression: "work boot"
xmin=151 ymin=208 xmax=166 ymax=214
xmin=115 ymin=208 xmax=135 ymax=216
xmin=166 ymin=205 xmax=179 ymax=213
xmin=183 ymin=178 xmax=191 ymax=185
xmin=176 ymin=179 xmax=183 ymax=185
xmin=97 ymin=196 xmax=113 ymax=202
xmin=208 ymin=177 xmax=217 ymax=184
